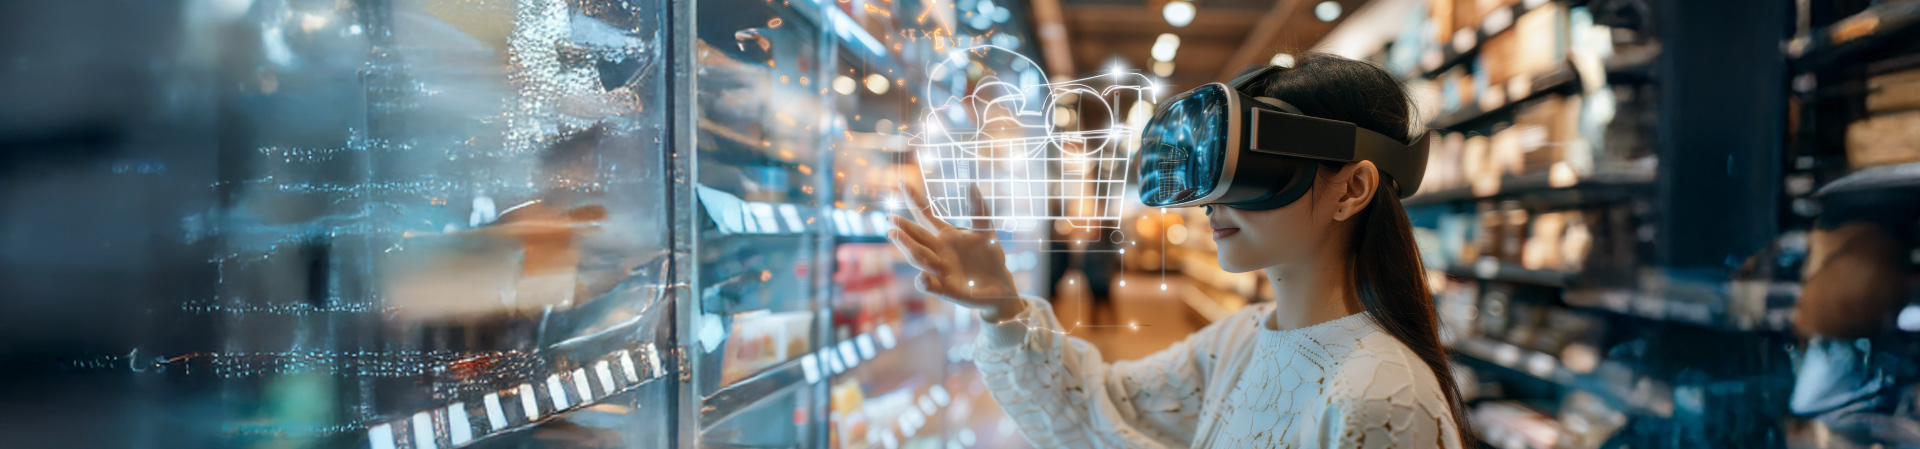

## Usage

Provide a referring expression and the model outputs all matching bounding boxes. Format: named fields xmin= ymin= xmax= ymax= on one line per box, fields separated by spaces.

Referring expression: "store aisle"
xmin=1045 ymin=273 xmax=1206 ymax=361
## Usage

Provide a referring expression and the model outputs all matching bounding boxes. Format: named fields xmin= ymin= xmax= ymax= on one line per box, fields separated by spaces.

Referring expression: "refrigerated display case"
xmin=681 ymin=0 xmax=1045 ymax=448
xmin=0 ymin=0 xmax=1046 ymax=448
xmin=2 ymin=0 xmax=678 ymax=448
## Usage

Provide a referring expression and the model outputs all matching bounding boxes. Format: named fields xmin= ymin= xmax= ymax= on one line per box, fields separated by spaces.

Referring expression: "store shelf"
xmin=1439 ymin=259 xmax=1576 ymax=288
xmin=1403 ymin=166 xmax=1657 ymax=207
xmin=1561 ymin=283 xmax=1797 ymax=333
xmin=1414 ymin=0 xmax=1561 ymax=80
xmin=1789 ymin=2 xmax=1920 ymax=72
xmin=1452 ymin=337 xmax=1675 ymax=419
xmin=700 ymin=353 xmax=814 ymax=427
xmin=1814 ymin=160 xmax=1920 ymax=196
xmin=1429 ymin=64 xmax=1580 ymax=131
xmin=1453 ymin=336 xmax=1577 ymax=385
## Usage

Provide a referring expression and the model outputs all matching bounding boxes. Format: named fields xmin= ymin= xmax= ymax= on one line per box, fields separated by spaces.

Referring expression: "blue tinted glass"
xmin=1137 ymin=84 xmax=1230 ymax=207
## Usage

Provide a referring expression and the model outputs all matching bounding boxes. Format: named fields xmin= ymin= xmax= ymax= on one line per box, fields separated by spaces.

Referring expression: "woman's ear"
xmin=1332 ymin=161 xmax=1379 ymax=222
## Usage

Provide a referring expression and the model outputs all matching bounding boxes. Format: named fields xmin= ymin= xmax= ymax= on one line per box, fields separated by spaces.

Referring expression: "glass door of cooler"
xmin=0 ymin=0 xmax=678 ymax=448
xmin=682 ymin=0 xmax=832 ymax=446
xmin=820 ymin=46 xmax=958 ymax=449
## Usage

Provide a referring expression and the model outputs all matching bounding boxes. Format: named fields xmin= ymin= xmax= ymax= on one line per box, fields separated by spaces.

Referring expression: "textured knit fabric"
xmin=973 ymin=297 xmax=1462 ymax=449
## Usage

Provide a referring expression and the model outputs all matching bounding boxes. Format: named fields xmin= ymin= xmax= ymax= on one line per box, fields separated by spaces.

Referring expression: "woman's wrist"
xmin=979 ymin=296 xmax=1027 ymax=323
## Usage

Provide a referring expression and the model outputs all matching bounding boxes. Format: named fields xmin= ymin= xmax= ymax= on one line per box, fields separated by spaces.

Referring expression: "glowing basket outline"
xmin=909 ymin=46 xmax=1158 ymax=233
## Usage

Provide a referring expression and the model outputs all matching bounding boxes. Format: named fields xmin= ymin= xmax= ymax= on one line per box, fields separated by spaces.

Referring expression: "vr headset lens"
xmin=1137 ymin=84 xmax=1232 ymax=208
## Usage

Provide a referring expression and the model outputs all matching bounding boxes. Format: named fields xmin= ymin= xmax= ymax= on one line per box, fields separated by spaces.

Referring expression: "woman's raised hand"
xmin=886 ymin=182 xmax=1025 ymax=322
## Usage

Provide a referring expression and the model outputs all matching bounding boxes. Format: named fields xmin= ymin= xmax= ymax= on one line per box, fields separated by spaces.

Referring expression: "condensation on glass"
xmin=0 ymin=0 xmax=672 ymax=447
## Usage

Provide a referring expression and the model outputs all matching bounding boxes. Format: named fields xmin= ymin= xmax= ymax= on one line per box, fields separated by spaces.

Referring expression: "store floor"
xmin=1043 ymin=272 xmax=1206 ymax=361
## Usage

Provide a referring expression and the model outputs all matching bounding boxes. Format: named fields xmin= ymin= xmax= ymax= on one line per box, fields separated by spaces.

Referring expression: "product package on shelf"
xmin=1867 ymin=67 xmax=1920 ymax=114
xmin=720 ymin=309 xmax=815 ymax=385
xmin=1845 ymin=109 xmax=1920 ymax=169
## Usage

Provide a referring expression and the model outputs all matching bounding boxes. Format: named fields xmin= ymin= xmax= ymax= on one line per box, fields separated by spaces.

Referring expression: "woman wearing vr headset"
xmin=888 ymin=54 xmax=1467 ymax=448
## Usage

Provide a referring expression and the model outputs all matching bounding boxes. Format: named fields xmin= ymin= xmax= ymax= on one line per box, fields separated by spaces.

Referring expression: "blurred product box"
xmin=1867 ymin=68 xmax=1920 ymax=113
xmin=1845 ymin=109 xmax=1920 ymax=168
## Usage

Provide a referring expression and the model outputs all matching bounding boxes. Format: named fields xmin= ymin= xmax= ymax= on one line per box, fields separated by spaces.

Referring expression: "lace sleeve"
xmin=1313 ymin=337 xmax=1463 ymax=449
xmin=971 ymin=297 xmax=1221 ymax=448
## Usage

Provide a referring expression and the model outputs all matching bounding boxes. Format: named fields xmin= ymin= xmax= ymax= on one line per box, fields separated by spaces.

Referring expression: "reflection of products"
xmin=1136 ymin=67 xmax=1433 ymax=210
xmin=720 ymin=309 xmax=813 ymax=384
xmin=829 ymin=379 xmax=868 ymax=449
xmin=385 ymin=203 xmax=606 ymax=319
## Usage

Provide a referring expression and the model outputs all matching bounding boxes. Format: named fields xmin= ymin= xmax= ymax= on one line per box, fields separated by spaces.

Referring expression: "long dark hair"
xmin=1234 ymin=54 xmax=1472 ymax=445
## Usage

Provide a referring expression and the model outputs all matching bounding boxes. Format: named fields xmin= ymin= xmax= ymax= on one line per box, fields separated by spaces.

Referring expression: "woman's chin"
xmin=1214 ymin=253 xmax=1260 ymax=274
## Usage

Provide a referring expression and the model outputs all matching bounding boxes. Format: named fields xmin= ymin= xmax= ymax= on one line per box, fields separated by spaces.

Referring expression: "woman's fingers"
xmin=887 ymin=229 xmax=945 ymax=273
xmin=914 ymin=272 xmax=957 ymax=299
xmin=899 ymin=182 xmax=952 ymax=232
xmin=890 ymin=214 xmax=939 ymax=246
xmin=966 ymin=184 xmax=991 ymax=230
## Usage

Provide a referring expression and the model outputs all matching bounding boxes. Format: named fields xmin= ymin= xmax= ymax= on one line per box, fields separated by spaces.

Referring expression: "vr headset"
xmin=1136 ymin=65 xmax=1433 ymax=210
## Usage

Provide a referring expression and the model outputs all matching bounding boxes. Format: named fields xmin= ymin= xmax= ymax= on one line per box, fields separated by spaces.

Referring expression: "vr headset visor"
xmin=1136 ymin=68 xmax=1432 ymax=210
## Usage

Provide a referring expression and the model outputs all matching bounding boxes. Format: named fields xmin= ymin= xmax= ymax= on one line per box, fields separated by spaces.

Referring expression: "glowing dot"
xmin=968 ymin=280 xmax=975 ymax=287
xmin=1271 ymin=53 xmax=1295 ymax=68
xmin=832 ymin=75 xmax=857 ymax=95
xmin=1160 ymin=284 xmax=1168 ymax=291
xmin=1315 ymin=1 xmax=1342 ymax=22
xmin=1119 ymin=280 xmax=1127 ymax=287
xmin=1162 ymin=0 xmax=1195 ymax=27
xmin=1069 ymin=279 xmax=1075 ymax=285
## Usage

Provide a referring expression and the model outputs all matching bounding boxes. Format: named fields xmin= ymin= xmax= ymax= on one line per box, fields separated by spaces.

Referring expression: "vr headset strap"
xmin=1353 ymin=129 xmax=1433 ymax=198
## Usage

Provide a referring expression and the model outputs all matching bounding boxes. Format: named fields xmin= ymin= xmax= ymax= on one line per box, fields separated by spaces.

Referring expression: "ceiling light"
xmin=1270 ymin=53 xmax=1295 ymax=67
xmin=1152 ymin=60 xmax=1175 ymax=77
xmin=1162 ymin=0 xmax=1195 ymax=28
xmin=1150 ymin=33 xmax=1181 ymax=62
xmin=865 ymin=74 xmax=890 ymax=94
xmin=1314 ymin=1 xmax=1341 ymax=22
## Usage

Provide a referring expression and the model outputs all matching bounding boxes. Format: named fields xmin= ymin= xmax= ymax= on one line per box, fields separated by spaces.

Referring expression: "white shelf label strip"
xmin=518 ymin=384 xmax=540 ymax=421
xmin=412 ymin=411 xmax=439 ymax=449
xmin=448 ymin=403 xmax=472 ymax=445
xmin=856 ymin=334 xmax=877 ymax=359
xmin=546 ymin=374 xmax=570 ymax=411
xmin=368 ymin=423 xmax=397 ymax=449
xmin=483 ymin=393 xmax=508 ymax=432
xmin=595 ymin=361 xmax=618 ymax=397
xmin=800 ymin=354 xmax=822 ymax=384
xmin=876 ymin=324 xmax=897 ymax=349
xmin=572 ymin=368 xmax=594 ymax=401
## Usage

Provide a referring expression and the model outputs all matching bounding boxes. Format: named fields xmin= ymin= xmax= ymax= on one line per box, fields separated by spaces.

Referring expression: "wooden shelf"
xmin=1451 ymin=337 xmax=1676 ymax=419
xmin=1403 ymin=166 xmax=1657 ymax=208
xmin=1411 ymin=0 xmax=1562 ymax=80
xmin=1789 ymin=2 xmax=1920 ymax=72
xmin=1439 ymin=259 xmax=1576 ymax=288
xmin=1428 ymin=64 xmax=1580 ymax=131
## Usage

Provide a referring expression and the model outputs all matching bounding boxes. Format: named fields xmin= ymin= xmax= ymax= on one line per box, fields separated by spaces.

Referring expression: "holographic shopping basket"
xmin=909 ymin=46 xmax=1158 ymax=234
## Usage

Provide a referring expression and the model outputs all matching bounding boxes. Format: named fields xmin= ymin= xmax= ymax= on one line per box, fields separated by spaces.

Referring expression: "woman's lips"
xmin=1212 ymin=228 xmax=1240 ymax=239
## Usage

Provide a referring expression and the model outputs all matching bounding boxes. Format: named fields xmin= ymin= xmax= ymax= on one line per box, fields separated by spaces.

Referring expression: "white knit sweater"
xmin=972 ymin=297 xmax=1463 ymax=449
